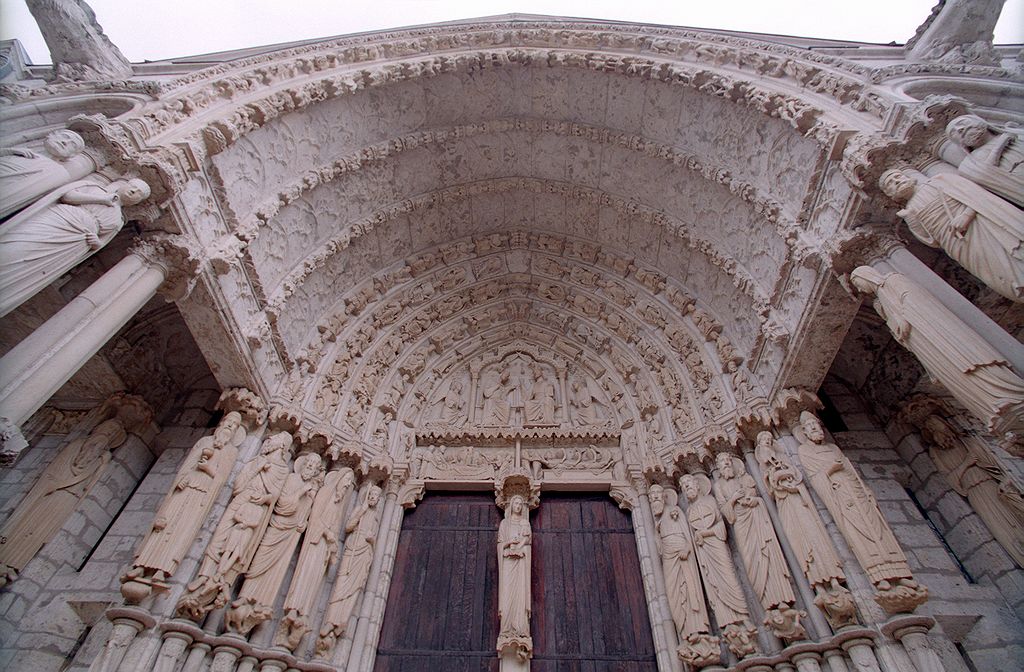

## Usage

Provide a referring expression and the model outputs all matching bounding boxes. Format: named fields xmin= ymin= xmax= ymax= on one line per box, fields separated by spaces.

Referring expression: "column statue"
xmin=919 ymin=415 xmax=1024 ymax=567
xmin=713 ymin=453 xmax=805 ymax=641
xmin=175 ymin=431 xmax=292 ymax=621
xmin=648 ymin=484 xmax=720 ymax=668
xmin=755 ymin=431 xmax=856 ymax=628
xmin=315 ymin=484 xmax=383 ymax=659
xmin=946 ymin=114 xmax=1023 ymax=207
xmin=795 ymin=411 xmax=928 ymax=613
xmin=0 ymin=178 xmax=151 ymax=317
xmin=0 ymin=418 xmax=126 ymax=586
xmin=497 ymin=494 xmax=533 ymax=661
xmin=850 ymin=266 xmax=1024 ymax=441
xmin=276 ymin=467 xmax=357 ymax=651
xmin=679 ymin=472 xmax=759 ymax=659
xmin=0 ymin=130 xmax=98 ymax=219
xmin=878 ymin=168 xmax=1023 ymax=302
xmin=226 ymin=453 xmax=324 ymax=636
xmin=121 ymin=411 xmax=246 ymax=604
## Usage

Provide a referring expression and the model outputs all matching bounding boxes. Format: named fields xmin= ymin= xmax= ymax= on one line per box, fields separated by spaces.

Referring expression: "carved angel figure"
xmin=0 ymin=418 xmax=125 ymax=586
xmin=851 ymin=267 xmax=1024 ymax=440
xmin=0 ymin=178 xmax=151 ymax=317
xmin=176 ymin=431 xmax=292 ymax=621
xmin=946 ymin=114 xmax=1023 ymax=207
xmin=0 ymin=130 xmax=97 ymax=219
xmin=796 ymin=412 xmax=927 ymax=613
xmin=121 ymin=412 xmax=245 ymax=603
xmin=879 ymin=168 xmax=1023 ymax=302
xmin=497 ymin=494 xmax=533 ymax=660
xmin=920 ymin=415 xmax=1024 ymax=567
xmin=316 ymin=485 xmax=383 ymax=659
xmin=276 ymin=467 xmax=357 ymax=650
xmin=226 ymin=453 xmax=324 ymax=636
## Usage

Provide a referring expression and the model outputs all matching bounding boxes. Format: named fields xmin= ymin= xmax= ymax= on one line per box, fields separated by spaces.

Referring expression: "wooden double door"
xmin=374 ymin=493 xmax=657 ymax=672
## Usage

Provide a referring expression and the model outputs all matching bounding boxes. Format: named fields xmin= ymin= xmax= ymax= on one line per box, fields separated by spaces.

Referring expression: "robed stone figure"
xmin=176 ymin=431 xmax=292 ymax=621
xmin=0 ymin=130 xmax=97 ymax=219
xmin=316 ymin=484 xmax=383 ymax=659
xmin=497 ymin=494 xmax=533 ymax=661
xmin=121 ymin=411 xmax=245 ymax=603
xmin=0 ymin=418 xmax=126 ymax=586
xmin=946 ymin=114 xmax=1024 ymax=208
xmin=276 ymin=467 xmax=357 ymax=651
xmin=851 ymin=266 xmax=1024 ymax=441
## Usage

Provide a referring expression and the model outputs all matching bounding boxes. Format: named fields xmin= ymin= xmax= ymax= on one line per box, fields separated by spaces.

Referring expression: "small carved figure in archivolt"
xmin=796 ymin=411 xmax=928 ymax=614
xmin=648 ymin=484 xmax=720 ymax=668
xmin=497 ymin=494 xmax=533 ymax=661
xmin=316 ymin=484 xmax=383 ymax=659
xmin=121 ymin=412 xmax=245 ymax=603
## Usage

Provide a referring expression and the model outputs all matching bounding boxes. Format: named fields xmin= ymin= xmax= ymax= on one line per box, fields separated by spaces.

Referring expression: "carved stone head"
xmin=648 ymin=484 xmax=665 ymax=516
xmin=878 ymin=168 xmax=917 ymax=203
xmin=43 ymin=129 xmax=85 ymax=160
xmin=849 ymin=266 xmax=885 ymax=297
xmin=716 ymin=452 xmax=738 ymax=479
xmin=116 ymin=178 xmax=152 ymax=206
xmin=799 ymin=411 xmax=825 ymax=444
xmin=680 ymin=474 xmax=698 ymax=502
xmin=366 ymin=484 xmax=383 ymax=507
xmin=946 ymin=114 xmax=990 ymax=150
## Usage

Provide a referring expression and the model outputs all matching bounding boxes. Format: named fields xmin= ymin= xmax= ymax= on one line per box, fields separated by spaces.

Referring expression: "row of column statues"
xmin=650 ymin=412 xmax=927 ymax=668
xmin=879 ymin=114 xmax=1023 ymax=304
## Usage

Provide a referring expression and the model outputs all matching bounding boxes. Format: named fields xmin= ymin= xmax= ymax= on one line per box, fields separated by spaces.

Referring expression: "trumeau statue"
xmin=680 ymin=472 xmax=759 ymax=659
xmin=176 ymin=431 xmax=292 ymax=621
xmin=121 ymin=412 xmax=246 ymax=604
xmin=0 ymin=130 xmax=99 ymax=219
xmin=795 ymin=412 xmax=928 ymax=614
xmin=920 ymin=415 xmax=1024 ymax=568
xmin=0 ymin=418 xmax=126 ymax=586
xmin=851 ymin=266 xmax=1024 ymax=441
xmin=946 ymin=114 xmax=1024 ymax=208
xmin=713 ymin=453 xmax=805 ymax=641
xmin=276 ymin=467 xmax=357 ymax=651
xmin=648 ymin=484 xmax=720 ymax=669
xmin=226 ymin=453 xmax=324 ymax=636
xmin=0 ymin=178 xmax=151 ymax=317
xmin=755 ymin=431 xmax=856 ymax=628
xmin=497 ymin=494 xmax=533 ymax=661
xmin=878 ymin=167 xmax=1023 ymax=302
xmin=316 ymin=484 xmax=383 ymax=659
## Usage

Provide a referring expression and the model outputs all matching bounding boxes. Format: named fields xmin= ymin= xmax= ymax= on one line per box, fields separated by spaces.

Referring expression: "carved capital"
xmin=0 ymin=417 xmax=28 ymax=467
xmin=103 ymin=392 xmax=154 ymax=436
xmin=267 ymin=405 xmax=302 ymax=434
xmin=701 ymin=423 xmax=734 ymax=455
xmin=495 ymin=467 xmax=540 ymax=509
xmin=296 ymin=423 xmax=333 ymax=455
xmin=217 ymin=388 xmax=267 ymax=430
xmin=397 ymin=478 xmax=426 ymax=509
xmin=328 ymin=439 xmax=363 ymax=470
xmin=770 ymin=387 xmax=823 ymax=429
xmin=361 ymin=452 xmax=394 ymax=484
xmin=669 ymin=439 xmax=709 ymax=476
xmin=608 ymin=481 xmax=639 ymax=511
xmin=824 ymin=226 xmax=904 ymax=280
xmin=735 ymin=402 xmax=772 ymax=443
xmin=208 ymin=235 xmax=247 ymax=276
xmin=129 ymin=234 xmax=201 ymax=301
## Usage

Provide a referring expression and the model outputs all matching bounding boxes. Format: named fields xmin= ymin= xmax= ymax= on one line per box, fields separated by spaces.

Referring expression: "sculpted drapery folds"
xmin=946 ymin=114 xmax=1024 ymax=208
xmin=795 ymin=412 xmax=928 ymax=614
xmin=680 ymin=473 xmax=759 ymax=659
xmin=879 ymin=167 xmax=1024 ymax=303
xmin=0 ymin=418 xmax=126 ymax=586
xmin=121 ymin=412 xmax=246 ymax=604
xmin=497 ymin=494 xmax=533 ymax=661
xmin=482 ymin=368 xmax=512 ymax=426
xmin=316 ymin=484 xmax=383 ymax=659
xmin=713 ymin=453 xmax=805 ymax=641
xmin=0 ymin=178 xmax=151 ymax=317
xmin=226 ymin=453 xmax=325 ymax=636
xmin=648 ymin=484 xmax=720 ymax=669
xmin=276 ymin=467 xmax=357 ymax=651
xmin=755 ymin=431 xmax=856 ymax=628
xmin=850 ymin=266 xmax=1024 ymax=441
xmin=176 ymin=431 xmax=292 ymax=621
xmin=0 ymin=129 xmax=97 ymax=219
xmin=524 ymin=364 xmax=557 ymax=426
xmin=920 ymin=415 xmax=1024 ymax=568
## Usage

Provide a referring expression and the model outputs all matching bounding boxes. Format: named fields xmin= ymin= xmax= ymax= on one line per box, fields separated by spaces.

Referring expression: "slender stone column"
xmin=822 ymin=650 xmax=850 ymax=672
xmin=87 ymin=608 xmax=154 ymax=672
xmin=884 ymin=618 xmax=944 ymax=672
xmin=152 ymin=629 xmax=194 ymax=672
xmin=842 ymin=637 xmax=883 ymax=672
xmin=180 ymin=641 xmax=211 ymax=672
xmin=792 ymin=652 xmax=823 ymax=672
xmin=0 ymin=235 xmax=198 ymax=451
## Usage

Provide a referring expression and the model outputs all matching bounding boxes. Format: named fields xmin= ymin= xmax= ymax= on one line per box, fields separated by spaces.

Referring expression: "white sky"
xmin=1 ymin=0 xmax=1022 ymax=64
